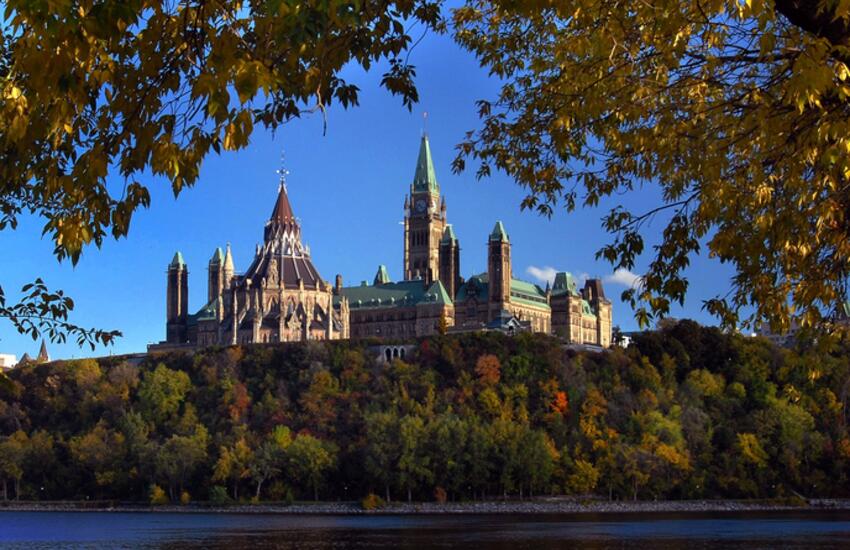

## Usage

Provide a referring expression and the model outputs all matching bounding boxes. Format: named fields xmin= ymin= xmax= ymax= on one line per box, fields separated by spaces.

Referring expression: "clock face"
xmin=415 ymin=199 xmax=427 ymax=213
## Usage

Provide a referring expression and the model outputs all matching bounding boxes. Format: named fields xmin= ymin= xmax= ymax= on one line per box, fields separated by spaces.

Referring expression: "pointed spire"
xmin=270 ymin=182 xmax=297 ymax=227
xmin=440 ymin=224 xmax=458 ymax=244
xmin=209 ymin=247 xmax=224 ymax=264
xmin=412 ymin=134 xmax=439 ymax=193
xmin=37 ymin=340 xmax=49 ymax=363
xmin=223 ymin=243 xmax=234 ymax=273
xmin=374 ymin=265 xmax=391 ymax=285
xmin=489 ymin=221 xmax=509 ymax=242
xmin=169 ymin=251 xmax=186 ymax=269
xmin=269 ymin=150 xmax=298 ymax=230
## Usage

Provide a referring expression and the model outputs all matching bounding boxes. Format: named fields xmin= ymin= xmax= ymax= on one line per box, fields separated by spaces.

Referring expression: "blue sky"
xmin=0 ymin=25 xmax=736 ymax=360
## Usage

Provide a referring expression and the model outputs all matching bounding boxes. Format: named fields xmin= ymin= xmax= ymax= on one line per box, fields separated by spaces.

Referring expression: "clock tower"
xmin=404 ymin=134 xmax=446 ymax=283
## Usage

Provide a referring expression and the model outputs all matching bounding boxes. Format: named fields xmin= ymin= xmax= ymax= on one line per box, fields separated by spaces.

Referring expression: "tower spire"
xmin=276 ymin=150 xmax=290 ymax=192
xmin=413 ymin=133 xmax=438 ymax=193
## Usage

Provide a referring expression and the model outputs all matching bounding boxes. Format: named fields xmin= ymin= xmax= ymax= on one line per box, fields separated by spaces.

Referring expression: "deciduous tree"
xmin=453 ymin=0 xmax=850 ymax=331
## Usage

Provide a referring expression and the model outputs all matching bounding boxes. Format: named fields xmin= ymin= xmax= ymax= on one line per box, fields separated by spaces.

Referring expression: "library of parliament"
xmin=149 ymin=136 xmax=612 ymax=352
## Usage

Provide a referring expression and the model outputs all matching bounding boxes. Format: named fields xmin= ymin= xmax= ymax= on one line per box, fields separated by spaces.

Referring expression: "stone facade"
xmin=338 ymin=135 xmax=613 ymax=347
xmin=150 ymin=182 xmax=349 ymax=352
xmin=151 ymin=135 xmax=612 ymax=351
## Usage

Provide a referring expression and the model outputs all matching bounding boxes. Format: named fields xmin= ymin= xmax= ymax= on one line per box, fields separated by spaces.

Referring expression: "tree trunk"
xmin=385 ymin=485 xmax=390 ymax=503
xmin=407 ymin=487 xmax=412 ymax=503
xmin=2 ymin=479 xmax=7 ymax=501
xmin=14 ymin=478 xmax=19 ymax=500
xmin=233 ymin=480 xmax=239 ymax=501
xmin=255 ymin=478 xmax=264 ymax=500
xmin=314 ymin=484 xmax=319 ymax=502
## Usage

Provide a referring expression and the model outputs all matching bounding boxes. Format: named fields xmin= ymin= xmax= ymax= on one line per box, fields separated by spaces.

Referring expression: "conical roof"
xmin=223 ymin=243 xmax=235 ymax=272
xmin=270 ymin=184 xmax=297 ymax=226
xmin=37 ymin=340 xmax=49 ymax=362
xmin=413 ymin=135 xmax=439 ymax=193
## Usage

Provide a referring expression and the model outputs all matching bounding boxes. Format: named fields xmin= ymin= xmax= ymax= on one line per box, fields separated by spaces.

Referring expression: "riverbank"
xmin=2 ymin=497 xmax=850 ymax=515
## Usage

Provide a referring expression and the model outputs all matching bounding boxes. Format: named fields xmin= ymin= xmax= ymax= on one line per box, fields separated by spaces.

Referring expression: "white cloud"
xmin=526 ymin=265 xmax=558 ymax=286
xmin=604 ymin=268 xmax=643 ymax=288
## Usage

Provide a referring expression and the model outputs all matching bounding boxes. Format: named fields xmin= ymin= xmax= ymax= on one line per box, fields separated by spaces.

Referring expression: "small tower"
xmin=166 ymin=251 xmax=189 ymax=344
xmin=36 ymin=340 xmax=50 ymax=363
xmin=439 ymin=225 xmax=461 ymax=300
xmin=208 ymin=247 xmax=224 ymax=304
xmin=223 ymin=243 xmax=235 ymax=288
xmin=374 ymin=265 xmax=391 ymax=285
xmin=487 ymin=221 xmax=511 ymax=321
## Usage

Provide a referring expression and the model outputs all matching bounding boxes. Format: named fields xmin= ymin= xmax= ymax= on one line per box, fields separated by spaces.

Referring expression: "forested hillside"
xmin=1 ymin=322 xmax=848 ymax=503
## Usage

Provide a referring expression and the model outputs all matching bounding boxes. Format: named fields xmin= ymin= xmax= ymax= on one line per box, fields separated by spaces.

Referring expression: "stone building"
xmin=151 ymin=135 xmax=612 ymax=350
xmin=337 ymin=135 xmax=613 ymax=346
xmin=150 ymin=180 xmax=348 ymax=352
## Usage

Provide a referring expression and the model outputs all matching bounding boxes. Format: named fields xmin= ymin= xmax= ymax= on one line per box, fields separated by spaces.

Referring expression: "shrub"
xmin=267 ymin=482 xmax=295 ymax=505
xmin=361 ymin=493 xmax=386 ymax=510
xmin=180 ymin=491 xmax=191 ymax=505
xmin=209 ymin=485 xmax=230 ymax=504
xmin=434 ymin=486 xmax=447 ymax=504
xmin=149 ymin=484 xmax=169 ymax=505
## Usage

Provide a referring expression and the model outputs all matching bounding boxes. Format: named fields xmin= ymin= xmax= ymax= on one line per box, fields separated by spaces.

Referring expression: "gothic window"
xmin=386 ymin=349 xmax=392 ymax=361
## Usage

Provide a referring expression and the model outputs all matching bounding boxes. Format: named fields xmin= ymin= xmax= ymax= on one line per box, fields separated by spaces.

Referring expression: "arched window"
xmin=400 ymin=348 xmax=406 ymax=359
xmin=393 ymin=348 xmax=399 ymax=358
xmin=385 ymin=349 xmax=392 ymax=361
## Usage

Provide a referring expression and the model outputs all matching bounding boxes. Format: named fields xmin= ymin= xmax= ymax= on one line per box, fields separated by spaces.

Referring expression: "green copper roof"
xmin=489 ymin=221 xmax=509 ymax=242
xmin=340 ymin=280 xmax=452 ymax=310
xmin=509 ymin=278 xmax=551 ymax=310
xmin=455 ymin=273 xmax=550 ymax=310
xmin=209 ymin=247 xmax=224 ymax=264
xmin=374 ymin=264 xmax=391 ymax=285
xmin=196 ymin=298 xmax=218 ymax=321
xmin=440 ymin=224 xmax=458 ymax=244
xmin=170 ymin=251 xmax=186 ymax=268
xmin=412 ymin=135 xmax=439 ymax=193
xmin=551 ymin=272 xmax=579 ymax=297
xmin=455 ymin=273 xmax=488 ymax=303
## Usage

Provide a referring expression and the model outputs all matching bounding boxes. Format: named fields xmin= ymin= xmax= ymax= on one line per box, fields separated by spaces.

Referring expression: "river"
xmin=2 ymin=510 xmax=850 ymax=548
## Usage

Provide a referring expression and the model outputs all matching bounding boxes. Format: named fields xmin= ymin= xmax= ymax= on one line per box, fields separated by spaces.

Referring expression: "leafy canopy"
xmin=453 ymin=0 xmax=850 ymax=331
xmin=0 ymin=0 xmax=442 ymax=346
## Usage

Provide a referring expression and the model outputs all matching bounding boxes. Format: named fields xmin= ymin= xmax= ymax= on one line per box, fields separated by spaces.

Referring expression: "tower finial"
xmin=422 ymin=111 xmax=428 ymax=137
xmin=276 ymin=150 xmax=290 ymax=192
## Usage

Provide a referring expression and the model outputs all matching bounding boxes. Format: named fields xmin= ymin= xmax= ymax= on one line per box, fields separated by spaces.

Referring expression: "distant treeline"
xmin=1 ymin=322 xmax=849 ymax=503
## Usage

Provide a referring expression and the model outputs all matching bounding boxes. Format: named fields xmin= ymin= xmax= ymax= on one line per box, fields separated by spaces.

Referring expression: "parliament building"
xmin=149 ymin=136 xmax=612 ymax=351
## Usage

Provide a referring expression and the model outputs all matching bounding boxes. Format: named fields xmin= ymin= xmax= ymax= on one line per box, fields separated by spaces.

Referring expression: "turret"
xmin=439 ymin=225 xmax=461 ymax=300
xmin=487 ymin=221 xmax=511 ymax=320
xmin=166 ymin=251 xmax=189 ymax=343
xmin=374 ymin=264 xmax=391 ymax=285
xmin=36 ymin=340 xmax=50 ymax=363
xmin=223 ymin=243 xmax=235 ymax=287
xmin=208 ymin=247 xmax=224 ymax=303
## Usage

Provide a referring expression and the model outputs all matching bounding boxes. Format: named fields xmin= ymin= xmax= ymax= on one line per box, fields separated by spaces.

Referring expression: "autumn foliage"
xmin=1 ymin=324 xmax=850 ymax=503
